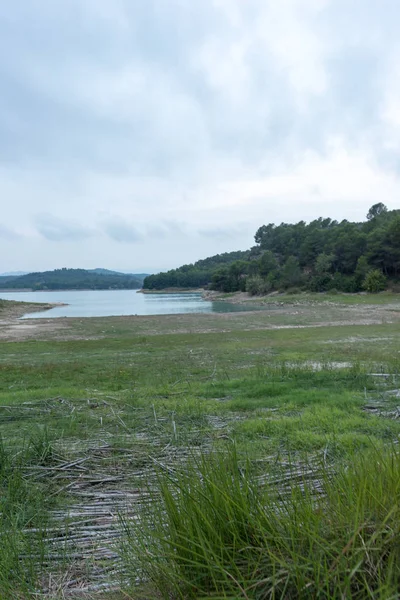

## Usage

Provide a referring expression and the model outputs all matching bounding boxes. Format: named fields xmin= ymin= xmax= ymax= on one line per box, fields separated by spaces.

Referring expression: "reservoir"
xmin=0 ymin=290 xmax=250 ymax=318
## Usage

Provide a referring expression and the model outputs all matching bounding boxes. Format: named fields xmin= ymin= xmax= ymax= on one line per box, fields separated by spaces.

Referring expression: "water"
xmin=0 ymin=290 xmax=251 ymax=318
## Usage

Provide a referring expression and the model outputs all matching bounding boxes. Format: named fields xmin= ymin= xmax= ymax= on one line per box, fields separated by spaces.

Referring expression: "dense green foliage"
xmin=143 ymin=250 xmax=250 ymax=289
xmin=0 ymin=268 xmax=143 ymax=291
xmin=144 ymin=204 xmax=400 ymax=294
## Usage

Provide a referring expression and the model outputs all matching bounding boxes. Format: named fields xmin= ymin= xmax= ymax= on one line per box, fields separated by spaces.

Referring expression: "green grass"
xmin=1 ymin=295 xmax=400 ymax=596
xmin=238 ymin=290 xmax=400 ymax=306
xmin=0 ymin=430 xmax=61 ymax=598
xmin=124 ymin=444 xmax=400 ymax=599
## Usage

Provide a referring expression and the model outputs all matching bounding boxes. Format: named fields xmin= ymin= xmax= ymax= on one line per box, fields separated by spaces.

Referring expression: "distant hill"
xmin=0 ymin=269 xmax=149 ymax=283
xmin=110 ymin=271 xmax=151 ymax=280
xmin=143 ymin=251 xmax=250 ymax=290
xmin=88 ymin=268 xmax=124 ymax=276
xmin=0 ymin=268 xmax=143 ymax=291
xmin=127 ymin=273 xmax=150 ymax=281
xmin=87 ymin=269 xmax=148 ymax=284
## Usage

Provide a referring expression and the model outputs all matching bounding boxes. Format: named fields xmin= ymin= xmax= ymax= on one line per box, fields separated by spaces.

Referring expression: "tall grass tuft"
xmin=125 ymin=445 xmax=400 ymax=599
xmin=0 ymin=432 xmax=55 ymax=598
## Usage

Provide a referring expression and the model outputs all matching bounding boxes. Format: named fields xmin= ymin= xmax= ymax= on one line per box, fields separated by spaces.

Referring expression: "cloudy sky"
xmin=1 ymin=0 xmax=400 ymax=273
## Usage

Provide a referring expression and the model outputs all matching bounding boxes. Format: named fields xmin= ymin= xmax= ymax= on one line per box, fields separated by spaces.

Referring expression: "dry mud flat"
xmin=1 ymin=297 xmax=400 ymax=342
xmin=0 ymin=302 xmax=72 ymax=342
xmin=0 ymin=318 xmax=69 ymax=341
xmin=0 ymin=302 xmax=70 ymax=342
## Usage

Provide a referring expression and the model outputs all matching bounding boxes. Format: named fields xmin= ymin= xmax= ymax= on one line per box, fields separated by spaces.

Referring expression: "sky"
xmin=1 ymin=0 xmax=400 ymax=273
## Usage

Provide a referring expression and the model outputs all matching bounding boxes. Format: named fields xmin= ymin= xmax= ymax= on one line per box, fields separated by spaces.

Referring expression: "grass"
xmin=0 ymin=430 xmax=60 ymax=598
xmin=124 ymin=444 xmax=400 ymax=599
xmin=0 ymin=293 xmax=400 ymax=596
xmin=224 ymin=290 xmax=400 ymax=306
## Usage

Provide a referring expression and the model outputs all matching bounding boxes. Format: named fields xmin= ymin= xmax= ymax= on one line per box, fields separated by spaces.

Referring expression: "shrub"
xmin=246 ymin=275 xmax=263 ymax=295
xmin=246 ymin=275 xmax=273 ymax=296
xmin=308 ymin=274 xmax=331 ymax=292
xmin=363 ymin=269 xmax=387 ymax=293
xmin=327 ymin=273 xmax=359 ymax=293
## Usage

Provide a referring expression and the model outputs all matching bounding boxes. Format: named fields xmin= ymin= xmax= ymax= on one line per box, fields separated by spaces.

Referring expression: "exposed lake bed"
xmin=1 ymin=292 xmax=400 ymax=596
xmin=1 ymin=290 xmax=400 ymax=343
xmin=1 ymin=291 xmax=400 ymax=597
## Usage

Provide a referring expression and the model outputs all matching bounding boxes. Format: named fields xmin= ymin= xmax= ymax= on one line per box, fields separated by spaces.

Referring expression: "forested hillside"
xmin=143 ymin=204 xmax=400 ymax=294
xmin=143 ymin=250 xmax=250 ymax=289
xmin=0 ymin=268 xmax=143 ymax=291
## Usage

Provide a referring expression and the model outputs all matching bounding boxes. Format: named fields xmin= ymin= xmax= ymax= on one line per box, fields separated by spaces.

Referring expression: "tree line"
xmin=144 ymin=204 xmax=400 ymax=294
xmin=143 ymin=251 xmax=250 ymax=290
xmin=0 ymin=268 xmax=142 ymax=291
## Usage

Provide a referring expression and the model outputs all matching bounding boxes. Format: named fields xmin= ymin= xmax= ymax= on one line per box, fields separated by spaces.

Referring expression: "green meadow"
xmin=1 ymin=294 xmax=400 ymax=598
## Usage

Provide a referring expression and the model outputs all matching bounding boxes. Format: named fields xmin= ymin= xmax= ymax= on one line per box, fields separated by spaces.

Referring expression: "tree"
xmin=354 ymin=255 xmax=369 ymax=289
xmin=367 ymin=203 xmax=388 ymax=221
xmin=254 ymin=224 xmax=274 ymax=247
xmin=211 ymin=267 xmax=232 ymax=292
xmin=281 ymin=256 xmax=303 ymax=288
xmin=228 ymin=261 xmax=248 ymax=292
xmin=259 ymin=251 xmax=278 ymax=277
xmin=315 ymin=253 xmax=335 ymax=275
xmin=333 ymin=226 xmax=367 ymax=273
xmin=383 ymin=216 xmax=400 ymax=276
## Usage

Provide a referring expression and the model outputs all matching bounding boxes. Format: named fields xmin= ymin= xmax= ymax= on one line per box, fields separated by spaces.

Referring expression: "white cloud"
xmin=380 ymin=47 xmax=400 ymax=156
xmin=35 ymin=214 xmax=95 ymax=242
xmin=0 ymin=0 xmax=399 ymax=271
xmin=259 ymin=3 xmax=329 ymax=100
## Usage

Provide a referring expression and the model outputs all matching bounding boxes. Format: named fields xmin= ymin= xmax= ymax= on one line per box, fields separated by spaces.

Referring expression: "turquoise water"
xmin=0 ymin=290 xmax=251 ymax=318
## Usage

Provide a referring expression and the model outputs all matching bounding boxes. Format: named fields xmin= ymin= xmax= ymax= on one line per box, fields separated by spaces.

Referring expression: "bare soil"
xmin=0 ymin=301 xmax=68 ymax=341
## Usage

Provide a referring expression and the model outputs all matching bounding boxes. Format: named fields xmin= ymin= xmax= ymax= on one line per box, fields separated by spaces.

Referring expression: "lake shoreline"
xmin=138 ymin=288 xmax=203 ymax=294
xmin=140 ymin=288 xmax=278 ymax=306
xmin=0 ymin=299 xmax=67 ymax=321
xmin=0 ymin=288 xmax=141 ymax=293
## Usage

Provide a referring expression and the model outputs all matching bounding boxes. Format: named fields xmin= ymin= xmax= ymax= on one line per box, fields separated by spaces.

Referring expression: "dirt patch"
xmin=0 ymin=300 xmax=56 ymax=319
xmin=0 ymin=319 xmax=68 ymax=341
xmin=202 ymin=290 xmax=257 ymax=304
xmin=0 ymin=301 xmax=69 ymax=341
